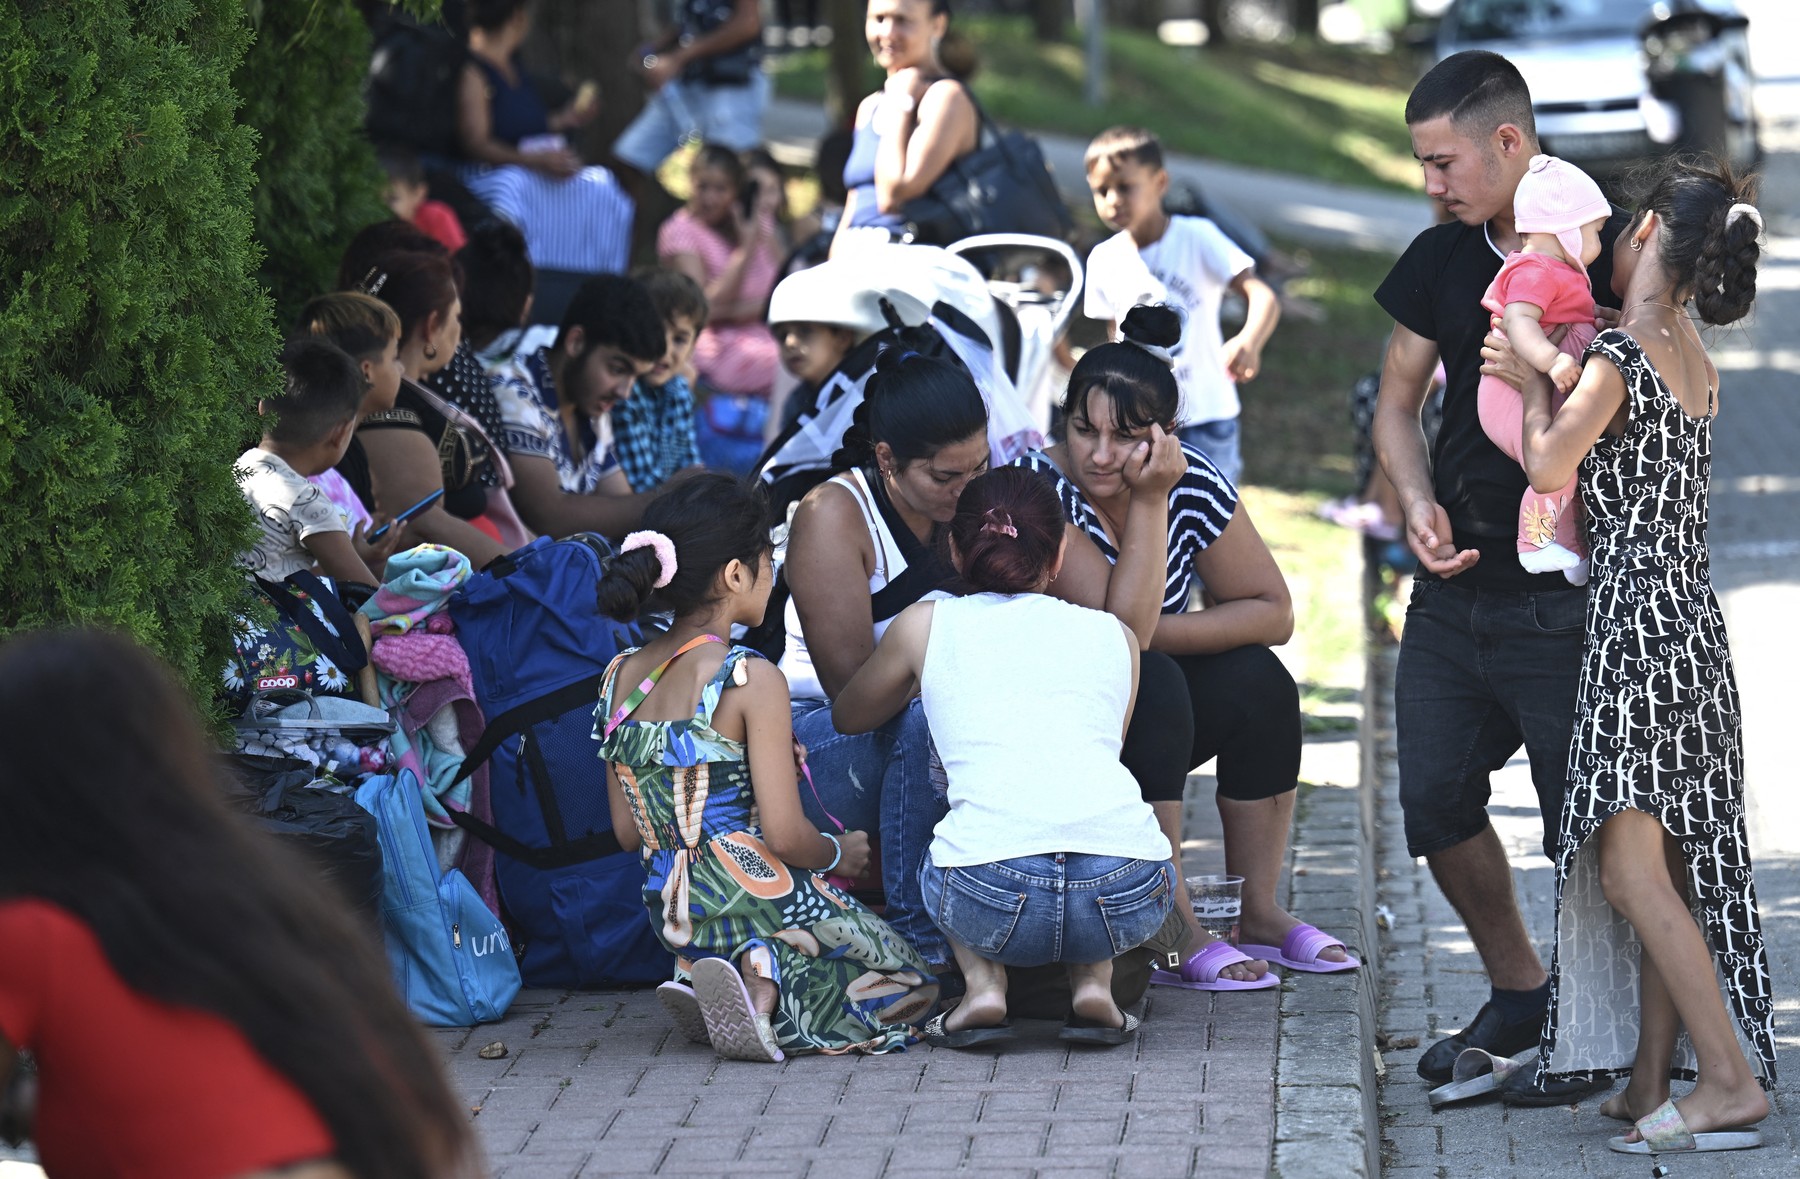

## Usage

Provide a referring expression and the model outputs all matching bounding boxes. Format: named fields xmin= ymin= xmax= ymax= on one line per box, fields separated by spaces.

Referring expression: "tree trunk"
xmin=1292 ymin=0 xmax=1321 ymax=37
xmin=1200 ymin=0 xmax=1230 ymax=45
xmin=823 ymin=0 xmax=869 ymax=128
xmin=523 ymin=0 xmax=646 ymax=164
xmin=1032 ymin=0 xmax=1066 ymax=43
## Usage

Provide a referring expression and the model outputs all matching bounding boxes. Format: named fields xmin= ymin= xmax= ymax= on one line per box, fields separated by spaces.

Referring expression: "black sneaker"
xmin=1415 ymin=1002 xmax=1544 ymax=1084
xmin=1498 ymin=1067 xmax=1611 ymax=1107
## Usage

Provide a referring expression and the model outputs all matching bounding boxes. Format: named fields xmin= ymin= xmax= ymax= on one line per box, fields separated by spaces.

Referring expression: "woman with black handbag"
xmin=831 ymin=0 xmax=979 ymax=253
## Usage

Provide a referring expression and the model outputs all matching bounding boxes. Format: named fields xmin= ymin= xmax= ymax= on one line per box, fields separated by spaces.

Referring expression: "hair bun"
xmin=1120 ymin=303 xmax=1182 ymax=351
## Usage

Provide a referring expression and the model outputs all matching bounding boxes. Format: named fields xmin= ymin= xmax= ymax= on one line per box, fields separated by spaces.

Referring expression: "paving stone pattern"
xmin=443 ymin=777 xmax=1282 ymax=1179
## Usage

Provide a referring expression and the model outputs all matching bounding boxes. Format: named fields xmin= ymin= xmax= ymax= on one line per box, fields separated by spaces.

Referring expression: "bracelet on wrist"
xmin=820 ymin=832 xmax=843 ymax=874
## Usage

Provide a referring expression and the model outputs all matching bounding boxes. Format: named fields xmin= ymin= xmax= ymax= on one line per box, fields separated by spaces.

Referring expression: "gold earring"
xmin=423 ymin=342 xmax=439 ymax=360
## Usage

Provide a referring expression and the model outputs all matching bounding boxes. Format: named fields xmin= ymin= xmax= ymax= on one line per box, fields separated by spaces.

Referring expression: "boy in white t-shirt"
xmin=1082 ymin=126 xmax=1281 ymax=485
xmin=236 ymin=338 xmax=387 ymax=586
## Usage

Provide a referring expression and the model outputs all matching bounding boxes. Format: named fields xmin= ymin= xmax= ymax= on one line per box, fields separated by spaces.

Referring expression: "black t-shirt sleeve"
xmin=1374 ymin=225 xmax=1453 ymax=342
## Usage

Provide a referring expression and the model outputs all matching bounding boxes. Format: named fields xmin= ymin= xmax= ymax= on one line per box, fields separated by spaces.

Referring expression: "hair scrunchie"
xmin=1120 ymin=334 xmax=1175 ymax=366
xmin=1725 ymin=202 xmax=1764 ymax=236
xmin=621 ymin=531 xmax=678 ymax=589
xmin=980 ymin=508 xmax=1018 ymax=538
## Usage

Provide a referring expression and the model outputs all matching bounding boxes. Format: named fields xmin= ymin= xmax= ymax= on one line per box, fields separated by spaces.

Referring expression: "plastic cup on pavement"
xmin=1186 ymin=874 xmax=1244 ymax=944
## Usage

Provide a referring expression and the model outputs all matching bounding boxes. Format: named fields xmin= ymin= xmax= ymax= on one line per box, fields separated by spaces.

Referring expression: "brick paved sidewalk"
xmin=441 ymin=776 xmax=1284 ymax=1179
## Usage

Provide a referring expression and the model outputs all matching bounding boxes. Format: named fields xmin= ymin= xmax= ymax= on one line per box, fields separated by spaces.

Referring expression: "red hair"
xmin=949 ymin=467 xmax=1064 ymax=594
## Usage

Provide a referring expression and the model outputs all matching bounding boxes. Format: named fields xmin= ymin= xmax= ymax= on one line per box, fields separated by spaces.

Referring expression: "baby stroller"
xmin=756 ymin=233 xmax=1085 ymax=522
xmin=741 ymin=234 xmax=1084 ymax=659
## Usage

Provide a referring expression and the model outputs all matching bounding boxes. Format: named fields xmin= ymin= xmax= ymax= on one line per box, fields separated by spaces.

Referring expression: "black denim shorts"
xmin=1393 ymin=577 xmax=1586 ymax=859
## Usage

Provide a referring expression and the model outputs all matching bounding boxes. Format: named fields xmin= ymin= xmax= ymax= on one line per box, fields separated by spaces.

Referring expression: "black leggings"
xmin=1120 ymin=645 xmax=1302 ymax=804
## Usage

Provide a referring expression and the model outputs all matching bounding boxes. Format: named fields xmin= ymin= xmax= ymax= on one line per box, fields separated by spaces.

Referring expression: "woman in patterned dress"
xmin=593 ymin=473 xmax=936 ymax=1062
xmin=1510 ymin=156 xmax=1773 ymax=1153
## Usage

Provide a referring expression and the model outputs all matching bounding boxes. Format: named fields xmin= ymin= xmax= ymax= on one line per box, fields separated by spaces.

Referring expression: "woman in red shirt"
xmin=0 ymin=629 xmax=479 ymax=1179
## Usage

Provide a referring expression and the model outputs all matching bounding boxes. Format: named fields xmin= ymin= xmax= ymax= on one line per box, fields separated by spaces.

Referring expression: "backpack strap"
xmin=600 ymin=634 xmax=725 ymax=739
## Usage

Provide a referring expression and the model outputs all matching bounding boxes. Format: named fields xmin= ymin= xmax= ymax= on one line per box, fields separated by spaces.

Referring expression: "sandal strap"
xmin=1182 ymin=940 xmax=1254 ymax=984
xmin=1635 ymin=1100 xmax=1696 ymax=1151
xmin=1282 ymin=923 xmax=1347 ymax=964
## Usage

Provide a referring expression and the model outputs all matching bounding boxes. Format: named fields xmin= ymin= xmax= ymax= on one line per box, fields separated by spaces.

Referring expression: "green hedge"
xmin=0 ymin=1 xmax=272 ymax=702
xmin=235 ymin=1 xmax=391 ymax=328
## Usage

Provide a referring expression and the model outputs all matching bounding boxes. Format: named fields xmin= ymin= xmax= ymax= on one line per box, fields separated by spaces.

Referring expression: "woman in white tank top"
xmin=835 ymin=467 xmax=1175 ymax=1048
xmin=780 ymin=348 xmax=1184 ymax=981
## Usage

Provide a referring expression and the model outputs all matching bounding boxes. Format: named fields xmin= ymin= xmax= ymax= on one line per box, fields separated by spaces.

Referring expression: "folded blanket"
xmin=361 ymin=544 xmax=473 ymax=635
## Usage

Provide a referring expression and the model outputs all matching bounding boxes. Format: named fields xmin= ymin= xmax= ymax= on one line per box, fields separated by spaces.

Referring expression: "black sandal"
xmin=1059 ymin=1010 xmax=1141 ymax=1046
xmin=921 ymin=1004 xmax=1016 ymax=1049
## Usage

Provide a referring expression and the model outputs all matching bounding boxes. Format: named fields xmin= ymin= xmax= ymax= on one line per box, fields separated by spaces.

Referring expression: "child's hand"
xmin=353 ymin=517 xmax=406 ymax=576
xmin=834 ymin=830 xmax=872 ymax=880
xmin=1222 ymin=333 xmax=1263 ymax=382
xmin=1548 ymin=353 xmax=1582 ymax=395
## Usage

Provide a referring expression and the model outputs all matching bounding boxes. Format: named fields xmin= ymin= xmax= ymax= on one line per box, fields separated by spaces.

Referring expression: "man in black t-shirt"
xmin=1372 ymin=51 xmax=1624 ymax=1106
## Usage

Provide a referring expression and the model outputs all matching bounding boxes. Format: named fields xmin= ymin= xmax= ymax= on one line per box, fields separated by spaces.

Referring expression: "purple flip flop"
xmin=1238 ymin=923 xmax=1360 ymax=974
xmin=1149 ymin=939 xmax=1280 ymax=992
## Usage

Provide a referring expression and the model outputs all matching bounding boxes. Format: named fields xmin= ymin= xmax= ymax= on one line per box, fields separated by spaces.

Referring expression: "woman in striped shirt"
xmin=1014 ymin=304 xmax=1359 ymax=988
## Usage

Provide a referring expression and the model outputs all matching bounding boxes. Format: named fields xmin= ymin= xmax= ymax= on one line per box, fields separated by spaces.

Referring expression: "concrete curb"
xmin=1268 ymin=673 xmax=1383 ymax=1175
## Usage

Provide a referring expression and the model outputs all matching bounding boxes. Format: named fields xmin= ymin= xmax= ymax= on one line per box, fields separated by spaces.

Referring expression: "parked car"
xmin=1431 ymin=0 xmax=1759 ymax=178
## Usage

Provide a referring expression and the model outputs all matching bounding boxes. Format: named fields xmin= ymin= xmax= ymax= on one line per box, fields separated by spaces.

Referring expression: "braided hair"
xmin=1630 ymin=154 xmax=1761 ymax=326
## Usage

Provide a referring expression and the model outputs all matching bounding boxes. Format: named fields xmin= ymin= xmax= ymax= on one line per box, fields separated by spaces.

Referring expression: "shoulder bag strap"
xmin=600 ymin=634 xmax=726 ymax=739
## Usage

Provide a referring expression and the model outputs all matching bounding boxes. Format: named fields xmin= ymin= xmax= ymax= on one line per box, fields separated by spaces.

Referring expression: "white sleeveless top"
xmin=920 ymin=593 xmax=1171 ymax=867
xmin=780 ymin=469 xmax=912 ymax=702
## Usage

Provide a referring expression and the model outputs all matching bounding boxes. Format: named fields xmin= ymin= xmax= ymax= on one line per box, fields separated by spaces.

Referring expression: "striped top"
xmin=1013 ymin=445 xmax=1237 ymax=613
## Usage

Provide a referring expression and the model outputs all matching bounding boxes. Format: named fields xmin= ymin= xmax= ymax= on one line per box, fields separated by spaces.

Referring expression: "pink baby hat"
xmin=1514 ymin=154 xmax=1611 ymax=271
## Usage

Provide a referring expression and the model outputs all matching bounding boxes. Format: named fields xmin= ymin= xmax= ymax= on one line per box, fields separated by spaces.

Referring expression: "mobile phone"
xmin=367 ymin=488 xmax=444 ymax=542
xmin=740 ymin=176 xmax=760 ymax=220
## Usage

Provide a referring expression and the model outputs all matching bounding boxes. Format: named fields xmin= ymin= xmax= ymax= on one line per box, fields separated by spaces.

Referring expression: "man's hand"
xmin=1404 ymin=498 xmax=1479 ymax=579
xmin=1222 ymin=333 xmax=1263 ymax=382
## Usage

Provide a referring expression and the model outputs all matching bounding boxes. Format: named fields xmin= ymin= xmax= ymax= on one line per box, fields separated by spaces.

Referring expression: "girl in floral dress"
xmin=594 ymin=473 xmax=937 ymax=1062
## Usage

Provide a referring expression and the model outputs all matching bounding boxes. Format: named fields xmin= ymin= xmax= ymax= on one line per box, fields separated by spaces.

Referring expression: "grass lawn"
xmin=1235 ymin=239 xmax=1400 ymax=725
xmin=768 ymin=16 xmax=1422 ymax=192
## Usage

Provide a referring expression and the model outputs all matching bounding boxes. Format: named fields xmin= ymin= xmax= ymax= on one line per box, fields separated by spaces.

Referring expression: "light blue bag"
xmin=356 ymin=770 xmax=521 ymax=1026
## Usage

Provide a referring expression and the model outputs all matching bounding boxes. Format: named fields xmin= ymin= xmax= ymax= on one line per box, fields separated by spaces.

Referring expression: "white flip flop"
xmin=1427 ymin=1047 xmax=1537 ymax=1107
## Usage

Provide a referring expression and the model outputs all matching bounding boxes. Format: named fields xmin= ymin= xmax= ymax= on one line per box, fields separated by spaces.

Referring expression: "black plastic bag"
xmin=223 ymin=754 xmax=384 ymax=920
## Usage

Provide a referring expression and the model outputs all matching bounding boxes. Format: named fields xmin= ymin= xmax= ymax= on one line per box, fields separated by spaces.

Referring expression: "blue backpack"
xmin=448 ymin=535 xmax=674 ymax=988
xmin=356 ymin=770 xmax=521 ymax=1026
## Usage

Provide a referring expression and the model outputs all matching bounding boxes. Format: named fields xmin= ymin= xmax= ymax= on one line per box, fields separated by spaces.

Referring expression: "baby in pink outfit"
xmin=1479 ymin=153 xmax=1611 ymax=584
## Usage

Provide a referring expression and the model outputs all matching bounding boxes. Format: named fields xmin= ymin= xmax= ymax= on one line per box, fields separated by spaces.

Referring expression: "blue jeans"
xmin=612 ymin=74 xmax=771 ymax=172
xmin=1177 ymin=418 xmax=1242 ymax=488
xmin=920 ymin=853 xmax=1175 ymax=967
xmin=790 ymin=697 xmax=949 ymax=965
xmin=1395 ymin=576 xmax=1586 ymax=860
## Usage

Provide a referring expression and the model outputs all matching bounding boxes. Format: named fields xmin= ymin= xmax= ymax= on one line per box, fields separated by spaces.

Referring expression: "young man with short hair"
xmin=1372 ymin=50 xmax=1629 ymax=1106
xmin=475 ymin=267 xmax=674 ymax=540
